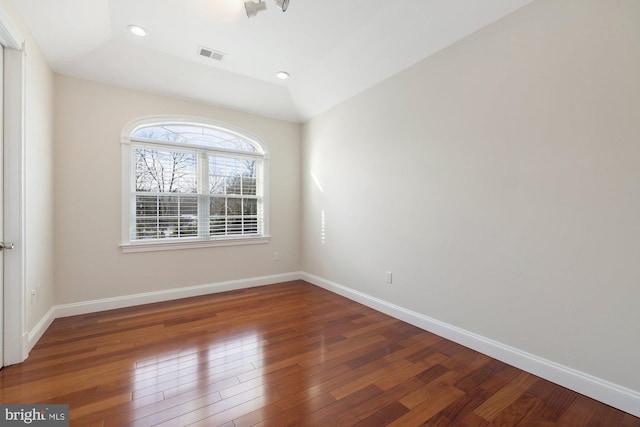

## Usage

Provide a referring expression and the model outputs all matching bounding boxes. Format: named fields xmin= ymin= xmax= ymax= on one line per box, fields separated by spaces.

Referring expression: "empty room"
xmin=0 ymin=0 xmax=639 ymax=425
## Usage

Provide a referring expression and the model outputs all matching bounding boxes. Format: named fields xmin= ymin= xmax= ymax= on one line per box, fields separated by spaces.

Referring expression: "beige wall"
xmin=302 ymin=0 xmax=640 ymax=392
xmin=25 ymin=34 xmax=55 ymax=331
xmin=54 ymin=75 xmax=301 ymax=304
xmin=1 ymin=0 xmax=55 ymax=332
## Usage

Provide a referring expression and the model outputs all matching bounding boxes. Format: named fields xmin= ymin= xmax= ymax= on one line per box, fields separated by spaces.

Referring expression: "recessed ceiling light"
xmin=128 ymin=25 xmax=147 ymax=37
xmin=276 ymin=71 xmax=290 ymax=80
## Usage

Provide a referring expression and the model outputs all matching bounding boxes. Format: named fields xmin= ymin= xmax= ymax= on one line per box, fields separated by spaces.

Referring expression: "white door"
xmin=0 ymin=43 xmax=4 ymax=368
xmin=0 ymin=14 xmax=24 ymax=368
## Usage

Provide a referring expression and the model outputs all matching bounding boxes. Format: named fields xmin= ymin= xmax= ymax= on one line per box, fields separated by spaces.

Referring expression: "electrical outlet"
xmin=273 ymin=252 xmax=280 ymax=261
xmin=385 ymin=271 xmax=393 ymax=284
xmin=30 ymin=284 xmax=41 ymax=305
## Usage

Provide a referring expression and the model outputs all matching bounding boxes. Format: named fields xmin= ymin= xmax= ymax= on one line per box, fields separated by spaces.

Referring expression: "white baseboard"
xmin=302 ymin=272 xmax=640 ymax=418
xmin=27 ymin=272 xmax=302 ymax=350
xmin=28 ymin=306 xmax=56 ymax=352
xmin=53 ymin=272 xmax=302 ymax=318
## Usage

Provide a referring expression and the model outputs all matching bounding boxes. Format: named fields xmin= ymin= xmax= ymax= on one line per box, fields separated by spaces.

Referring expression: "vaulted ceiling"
xmin=13 ymin=0 xmax=534 ymax=122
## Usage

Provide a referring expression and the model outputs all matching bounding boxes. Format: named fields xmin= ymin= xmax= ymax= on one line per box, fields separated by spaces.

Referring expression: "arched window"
xmin=121 ymin=117 xmax=269 ymax=252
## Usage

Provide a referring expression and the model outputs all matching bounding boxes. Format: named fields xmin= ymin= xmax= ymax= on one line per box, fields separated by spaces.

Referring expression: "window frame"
xmin=120 ymin=116 xmax=270 ymax=253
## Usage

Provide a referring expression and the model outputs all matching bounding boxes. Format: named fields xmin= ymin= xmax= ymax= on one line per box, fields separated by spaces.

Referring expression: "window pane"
xmin=135 ymin=195 xmax=198 ymax=239
xmin=209 ymin=156 xmax=233 ymax=194
xmin=226 ymin=176 xmax=242 ymax=195
xmin=180 ymin=197 xmax=198 ymax=217
xmin=242 ymin=177 xmax=257 ymax=196
xmin=227 ymin=198 xmax=242 ymax=215
xmin=133 ymin=125 xmax=258 ymax=152
xmin=158 ymin=196 xmax=178 ymax=217
xmin=135 ymin=148 xmax=197 ymax=193
xmin=180 ymin=217 xmax=198 ymax=237
xmin=136 ymin=217 xmax=158 ymax=239
xmin=208 ymin=196 xmax=260 ymax=237
xmin=240 ymin=160 xmax=257 ymax=197
xmin=243 ymin=198 xmax=257 ymax=216
xmin=158 ymin=218 xmax=180 ymax=238
xmin=209 ymin=156 xmax=257 ymax=196
xmin=210 ymin=197 xmax=226 ymax=216
xmin=209 ymin=176 xmax=226 ymax=195
xmin=136 ymin=195 xmax=158 ymax=217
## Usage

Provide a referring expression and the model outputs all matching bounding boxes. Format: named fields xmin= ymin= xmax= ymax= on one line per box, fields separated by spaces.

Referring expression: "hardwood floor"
xmin=1 ymin=280 xmax=638 ymax=426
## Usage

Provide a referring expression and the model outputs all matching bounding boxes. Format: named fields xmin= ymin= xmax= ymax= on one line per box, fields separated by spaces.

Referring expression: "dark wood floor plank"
xmin=247 ymin=392 xmax=336 ymax=427
xmin=487 ymin=392 xmax=543 ymax=426
xmin=374 ymin=353 xmax=447 ymax=391
xmin=232 ymin=387 xmax=335 ymax=426
xmin=353 ymin=401 xmax=410 ymax=426
xmin=391 ymin=380 xmax=466 ymax=425
xmin=425 ymin=387 xmax=490 ymax=425
xmin=304 ymin=384 xmax=383 ymax=426
xmin=329 ymin=358 xmax=412 ymax=400
xmin=473 ymin=371 xmax=539 ymax=421
xmin=350 ymin=377 xmax=425 ymax=420
xmin=0 ymin=280 xmax=638 ymax=427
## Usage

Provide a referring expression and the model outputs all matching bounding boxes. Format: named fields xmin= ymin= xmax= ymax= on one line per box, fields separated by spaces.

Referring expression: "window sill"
xmin=120 ymin=236 xmax=271 ymax=253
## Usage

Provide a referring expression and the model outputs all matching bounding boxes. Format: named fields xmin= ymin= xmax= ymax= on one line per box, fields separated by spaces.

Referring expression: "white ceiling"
xmin=13 ymin=0 xmax=534 ymax=122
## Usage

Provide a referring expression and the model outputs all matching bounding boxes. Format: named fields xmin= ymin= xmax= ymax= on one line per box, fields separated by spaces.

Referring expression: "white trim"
xmin=28 ymin=307 xmax=55 ymax=352
xmin=120 ymin=236 xmax=270 ymax=253
xmin=1 ymin=9 xmax=27 ymax=366
xmin=121 ymin=138 xmax=132 ymax=245
xmin=53 ymin=272 xmax=302 ymax=318
xmin=0 ymin=7 xmax=23 ymax=49
xmin=301 ymin=272 xmax=640 ymax=418
xmin=129 ymin=137 xmax=266 ymax=159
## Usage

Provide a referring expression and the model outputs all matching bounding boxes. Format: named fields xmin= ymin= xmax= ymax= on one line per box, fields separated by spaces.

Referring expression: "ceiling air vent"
xmin=198 ymin=46 xmax=226 ymax=61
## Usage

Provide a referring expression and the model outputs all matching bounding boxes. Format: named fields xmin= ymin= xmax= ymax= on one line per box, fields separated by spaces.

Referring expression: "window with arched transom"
xmin=121 ymin=117 xmax=269 ymax=252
